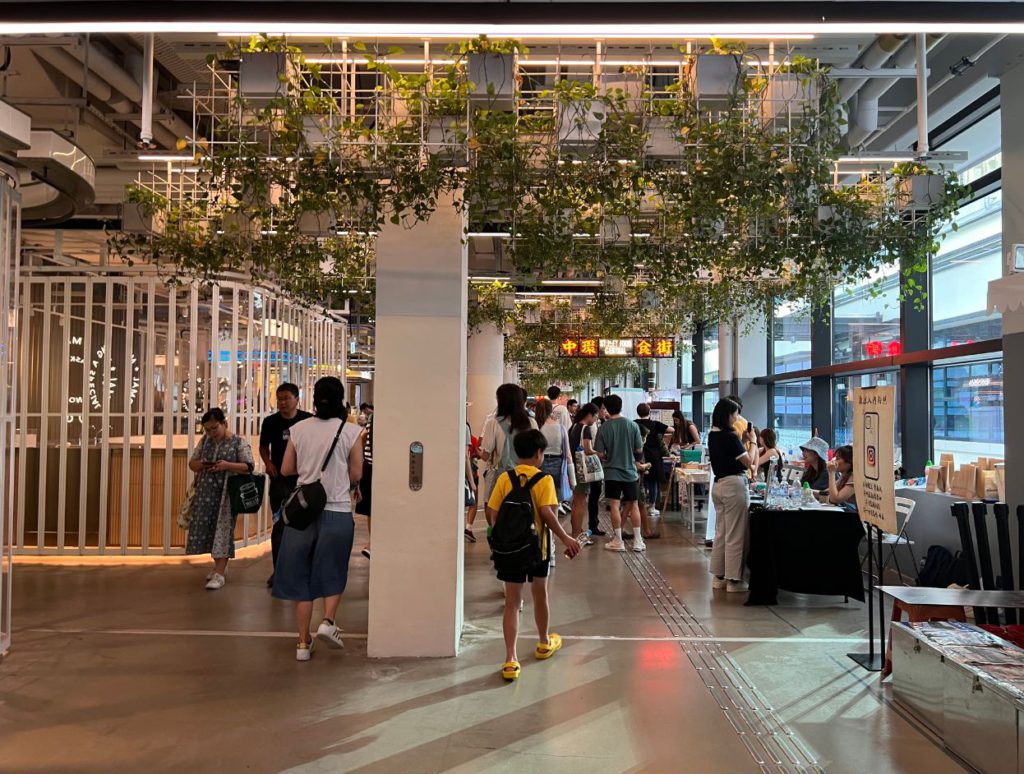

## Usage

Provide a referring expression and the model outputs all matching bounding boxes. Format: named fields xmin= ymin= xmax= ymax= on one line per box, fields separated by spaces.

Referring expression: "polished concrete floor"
xmin=0 ymin=511 xmax=966 ymax=773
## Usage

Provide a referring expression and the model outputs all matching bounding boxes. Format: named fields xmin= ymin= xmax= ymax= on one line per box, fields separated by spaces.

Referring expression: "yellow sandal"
xmin=501 ymin=660 xmax=521 ymax=681
xmin=535 ymin=633 xmax=563 ymax=660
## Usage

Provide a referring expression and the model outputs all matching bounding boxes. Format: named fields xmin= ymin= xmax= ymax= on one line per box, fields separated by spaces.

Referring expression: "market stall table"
xmin=880 ymin=586 xmax=1024 ymax=677
xmin=675 ymin=466 xmax=709 ymax=532
xmin=745 ymin=504 xmax=866 ymax=606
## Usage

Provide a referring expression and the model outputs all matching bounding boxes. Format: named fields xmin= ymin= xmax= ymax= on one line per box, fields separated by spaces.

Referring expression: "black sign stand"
xmin=848 ymin=524 xmax=886 ymax=672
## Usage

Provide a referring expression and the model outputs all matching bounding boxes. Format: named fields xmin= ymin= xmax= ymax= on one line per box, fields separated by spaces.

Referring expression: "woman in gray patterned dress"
xmin=186 ymin=408 xmax=256 ymax=590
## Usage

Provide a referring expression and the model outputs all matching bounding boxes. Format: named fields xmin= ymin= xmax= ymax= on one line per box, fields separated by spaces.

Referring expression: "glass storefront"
xmin=772 ymin=379 xmax=812 ymax=454
xmin=772 ymin=300 xmax=812 ymax=374
xmin=932 ymin=359 xmax=1005 ymax=465
xmin=833 ymin=265 xmax=901 ymax=364
xmin=931 ymin=190 xmax=1003 ymax=348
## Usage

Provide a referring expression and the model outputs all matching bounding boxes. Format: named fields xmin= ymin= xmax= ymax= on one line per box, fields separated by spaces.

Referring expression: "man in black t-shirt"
xmin=634 ymin=403 xmax=669 ymax=516
xmin=259 ymin=382 xmax=312 ymax=586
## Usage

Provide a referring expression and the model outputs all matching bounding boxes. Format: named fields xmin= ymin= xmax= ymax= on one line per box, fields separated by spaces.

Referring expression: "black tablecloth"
xmin=745 ymin=505 xmax=866 ymax=605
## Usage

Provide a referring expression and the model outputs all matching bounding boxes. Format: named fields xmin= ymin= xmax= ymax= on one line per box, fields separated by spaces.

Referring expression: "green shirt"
xmin=594 ymin=416 xmax=643 ymax=482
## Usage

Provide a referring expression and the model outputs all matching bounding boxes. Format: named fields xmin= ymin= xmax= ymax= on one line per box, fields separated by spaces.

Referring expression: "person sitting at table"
xmin=824 ymin=445 xmax=856 ymax=507
xmin=799 ymin=437 xmax=832 ymax=491
xmin=755 ymin=428 xmax=785 ymax=482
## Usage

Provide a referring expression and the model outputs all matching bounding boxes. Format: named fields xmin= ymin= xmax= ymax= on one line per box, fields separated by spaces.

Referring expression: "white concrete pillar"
xmin=467 ymin=323 xmax=503 ymax=435
xmin=368 ymin=194 xmax=467 ymax=657
xmin=503 ymin=361 xmax=519 ymax=386
xmin=1000 ymin=61 xmax=1024 ymax=515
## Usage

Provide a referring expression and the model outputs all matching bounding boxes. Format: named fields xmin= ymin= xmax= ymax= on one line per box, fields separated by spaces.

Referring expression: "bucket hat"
xmin=799 ymin=437 xmax=830 ymax=461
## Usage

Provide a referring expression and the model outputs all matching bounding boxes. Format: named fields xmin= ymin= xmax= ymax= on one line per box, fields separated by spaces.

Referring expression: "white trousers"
xmin=709 ymin=475 xmax=750 ymax=581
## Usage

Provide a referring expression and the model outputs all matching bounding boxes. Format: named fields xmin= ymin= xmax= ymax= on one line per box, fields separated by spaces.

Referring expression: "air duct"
xmin=32 ymin=47 xmax=180 ymax=149
xmin=846 ymin=34 xmax=943 ymax=149
xmin=63 ymin=40 xmax=192 ymax=144
xmin=838 ymin=34 xmax=907 ymax=104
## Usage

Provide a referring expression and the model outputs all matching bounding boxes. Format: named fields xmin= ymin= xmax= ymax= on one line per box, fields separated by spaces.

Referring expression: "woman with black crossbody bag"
xmin=271 ymin=377 xmax=364 ymax=662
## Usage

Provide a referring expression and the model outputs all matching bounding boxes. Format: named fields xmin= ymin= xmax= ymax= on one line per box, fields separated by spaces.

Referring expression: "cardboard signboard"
xmin=853 ymin=385 xmax=898 ymax=534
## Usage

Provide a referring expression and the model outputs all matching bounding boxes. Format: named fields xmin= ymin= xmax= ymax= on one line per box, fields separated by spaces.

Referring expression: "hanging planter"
xmin=468 ymin=53 xmax=516 ymax=110
xmin=689 ymin=54 xmax=744 ymax=101
xmin=600 ymin=72 xmax=646 ymax=112
xmin=762 ymin=74 xmax=820 ymax=121
xmin=238 ymin=51 xmax=288 ymax=105
xmin=558 ymin=100 xmax=603 ymax=145
xmin=121 ymin=202 xmax=166 ymax=235
xmin=297 ymin=210 xmax=337 ymax=236
xmin=645 ymin=117 xmax=681 ymax=157
xmin=895 ymin=174 xmax=947 ymax=213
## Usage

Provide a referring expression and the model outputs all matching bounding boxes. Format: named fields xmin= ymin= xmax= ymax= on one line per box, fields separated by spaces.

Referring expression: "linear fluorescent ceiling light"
xmin=540 ymin=279 xmax=603 ymax=286
xmin=836 ymin=155 xmax=917 ymax=163
xmin=138 ymin=154 xmax=193 ymax=162
xmin=519 ymin=291 xmax=597 ymax=297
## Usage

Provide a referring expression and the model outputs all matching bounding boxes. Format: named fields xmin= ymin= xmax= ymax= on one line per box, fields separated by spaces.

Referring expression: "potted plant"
xmin=458 ymin=37 xmax=525 ymax=111
xmin=892 ymin=162 xmax=947 ymax=212
xmin=689 ymin=53 xmax=744 ymax=101
xmin=238 ymin=50 xmax=289 ymax=105
xmin=760 ymin=57 xmax=823 ymax=121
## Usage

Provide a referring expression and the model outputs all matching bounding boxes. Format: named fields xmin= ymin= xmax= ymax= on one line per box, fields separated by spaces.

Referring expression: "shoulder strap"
xmin=523 ymin=472 xmax=547 ymax=493
xmin=505 ymin=469 xmax=522 ymax=492
xmin=320 ymin=419 xmax=345 ymax=474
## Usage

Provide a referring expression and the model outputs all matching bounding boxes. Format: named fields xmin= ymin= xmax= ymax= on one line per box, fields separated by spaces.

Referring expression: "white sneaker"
xmin=204 ymin=572 xmax=226 ymax=590
xmin=205 ymin=569 xmax=225 ymax=581
xmin=633 ymin=538 xmax=647 ymax=553
xmin=712 ymin=576 xmax=728 ymax=590
xmin=296 ymin=639 xmax=315 ymax=661
xmin=604 ymin=539 xmax=626 ymax=552
xmin=315 ymin=619 xmax=345 ymax=650
xmin=649 ymin=508 xmax=660 ymax=518
xmin=582 ymin=535 xmax=595 ymax=546
xmin=726 ymin=580 xmax=749 ymax=593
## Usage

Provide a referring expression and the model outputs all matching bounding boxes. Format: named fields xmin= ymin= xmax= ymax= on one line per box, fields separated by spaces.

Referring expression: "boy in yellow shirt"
xmin=486 ymin=429 xmax=581 ymax=681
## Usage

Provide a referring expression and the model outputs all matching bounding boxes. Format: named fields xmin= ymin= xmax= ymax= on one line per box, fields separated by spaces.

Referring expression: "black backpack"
xmin=917 ymin=545 xmax=970 ymax=588
xmin=490 ymin=470 xmax=546 ymax=575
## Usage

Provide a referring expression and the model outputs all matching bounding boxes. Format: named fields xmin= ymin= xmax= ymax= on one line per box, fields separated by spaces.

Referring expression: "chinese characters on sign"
xmin=557 ymin=337 xmax=676 ymax=358
xmin=852 ymin=385 xmax=897 ymax=534
xmin=863 ymin=339 xmax=902 ymax=358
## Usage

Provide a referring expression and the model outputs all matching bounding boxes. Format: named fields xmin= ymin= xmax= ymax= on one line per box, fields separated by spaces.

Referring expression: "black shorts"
xmin=497 ymin=558 xmax=551 ymax=584
xmin=604 ymin=479 xmax=639 ymax=503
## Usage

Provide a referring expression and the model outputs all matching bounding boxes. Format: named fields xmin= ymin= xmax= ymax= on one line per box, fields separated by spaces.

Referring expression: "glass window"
xmin=702 ymin=388 xmax=719 ymax=434
xmin=932 ymin=359 xmax=1004 ymax=465
xmin=771 ymin=379 xmax=812 ymax=454
xmin=702 ymin=325 xmax=719 ymax=385
xmin=932 ymin=190 xmax=1002 ymax=347
xmin=772 ymin=300 xmax=812 ymax=373
xmin=833 ymin=265 xmax=901 ymax=364
xmin=833 ymin=371 xmax=901 ymax=464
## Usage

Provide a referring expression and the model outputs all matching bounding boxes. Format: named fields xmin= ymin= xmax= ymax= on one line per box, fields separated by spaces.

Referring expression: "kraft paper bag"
xmin=940 ymin=453 xmax=956 ymax=494
xmin=977 ymin=468 xmax=998 ymax=500
xmin=996 ymin=464 xmax=1006 ymax=502
xmin=926 ymin=466 xmax=942 ymax=493
xmin=952 ymin=464 xmax=976 ymax=500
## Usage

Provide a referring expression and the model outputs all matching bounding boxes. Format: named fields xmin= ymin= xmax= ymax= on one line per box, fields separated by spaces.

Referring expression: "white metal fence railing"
xmin=13 ymin=268 xmax=346 ymax=556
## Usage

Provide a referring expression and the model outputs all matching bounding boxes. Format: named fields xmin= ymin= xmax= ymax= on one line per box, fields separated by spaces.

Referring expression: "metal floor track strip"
xmin=600 ymin=518 xmax=824 ymax=774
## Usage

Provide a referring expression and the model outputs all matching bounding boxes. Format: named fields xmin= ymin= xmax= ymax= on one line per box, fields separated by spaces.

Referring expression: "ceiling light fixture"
xmin=137 ymin=154 xmax=193 ymax=162
xmin=539 ymin=279 xmax=603 ymax=286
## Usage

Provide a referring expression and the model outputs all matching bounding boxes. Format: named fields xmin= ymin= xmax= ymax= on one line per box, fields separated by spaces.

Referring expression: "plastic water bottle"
xmin=801 ymin=481 xmax=816 ymax=506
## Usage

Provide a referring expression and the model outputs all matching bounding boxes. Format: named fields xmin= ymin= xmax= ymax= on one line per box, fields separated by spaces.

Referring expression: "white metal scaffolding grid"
xmin=13 ymin=267 xmax=346 ymax=556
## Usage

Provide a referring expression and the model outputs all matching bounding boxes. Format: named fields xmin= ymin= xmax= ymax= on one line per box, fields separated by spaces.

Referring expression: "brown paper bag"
xmin=995 ymin=464 xmax=1006 ymax=502
xmin=940 ymin=453 xmax=956 ymax=494
xmin=952 ymin=464 xmax=976 ymax=500
xmin=926 ymin=466 xmax=943 ymax=493
xmin=977 ymin=468 xmax=998 ymax=500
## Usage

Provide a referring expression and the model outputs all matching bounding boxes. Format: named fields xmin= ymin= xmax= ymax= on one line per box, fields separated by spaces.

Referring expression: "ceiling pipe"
xmin=838 ymin=34 xmax=907 ymax=104
xmin=860 ymin=35 xmax=1006 ymax=151
xmin=846 ymin=34 xmax=943 ymax=148
xmin=62 ymin=38 xmax=192 ymax=144
xmin=140 ymin=32 xmax=154 ymax=148
xmin=32 ymin=47 xmax=179 ymax=149
xmin=915 ymin=33 xmax=929 ymax=158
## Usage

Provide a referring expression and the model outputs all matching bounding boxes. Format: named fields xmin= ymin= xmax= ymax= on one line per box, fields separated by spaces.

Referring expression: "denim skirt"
xmin=272 ymin=510 xmax=355 ymax=602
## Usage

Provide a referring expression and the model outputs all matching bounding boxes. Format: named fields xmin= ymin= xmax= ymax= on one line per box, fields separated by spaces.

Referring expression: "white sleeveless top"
xmin=289 ymin=417 xmax=363 ymax=510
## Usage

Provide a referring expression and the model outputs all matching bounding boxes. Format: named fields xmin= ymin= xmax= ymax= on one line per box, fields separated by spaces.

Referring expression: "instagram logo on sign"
xmin=866 ymin=446 xmax=877 ymax=467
